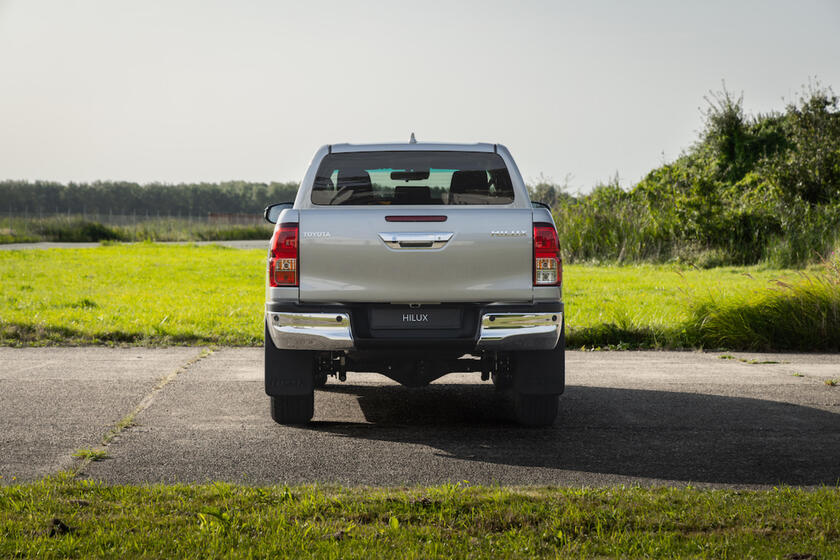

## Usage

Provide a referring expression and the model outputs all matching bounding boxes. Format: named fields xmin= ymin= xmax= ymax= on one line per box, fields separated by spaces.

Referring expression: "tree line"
xmin=0 ymin=180 xmax=299 ymax=216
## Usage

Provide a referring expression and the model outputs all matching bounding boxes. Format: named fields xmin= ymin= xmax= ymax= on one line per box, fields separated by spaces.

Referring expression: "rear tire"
xmin=270 ymin=394 xmax=314 ymax=425
xmin=265 ymin=322 xmax=315 ymax=424
xmin=514 ymin=393 xmax=559 ymax=426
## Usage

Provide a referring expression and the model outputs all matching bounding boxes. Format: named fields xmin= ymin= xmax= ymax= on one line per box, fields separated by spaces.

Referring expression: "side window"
xmin=310 ymin=169 xmax=338 ymax=205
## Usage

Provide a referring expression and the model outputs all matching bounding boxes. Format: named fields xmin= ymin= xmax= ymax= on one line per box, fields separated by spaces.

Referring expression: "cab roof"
xmin=329 ymin=142 xmax=497 ymax=153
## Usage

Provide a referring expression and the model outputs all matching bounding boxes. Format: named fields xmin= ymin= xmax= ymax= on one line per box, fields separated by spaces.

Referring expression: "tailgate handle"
xmin=378 ymin=232 xmax=453 ymax=249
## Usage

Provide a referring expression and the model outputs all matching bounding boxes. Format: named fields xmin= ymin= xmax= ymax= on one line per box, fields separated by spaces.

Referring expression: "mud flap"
xmin=512 ymin=320 xmax=565 ymax=395
xmin=264 ymin=323 xmax=315 ymax=396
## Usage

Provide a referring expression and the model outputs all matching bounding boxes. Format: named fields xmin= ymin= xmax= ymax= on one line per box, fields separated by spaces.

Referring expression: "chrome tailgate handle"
xmin=378 ymin=232 xmax=453 ymax=249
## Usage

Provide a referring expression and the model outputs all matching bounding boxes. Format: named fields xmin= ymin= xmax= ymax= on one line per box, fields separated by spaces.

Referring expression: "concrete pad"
xmin=82 ymin=349 xmax=840 ymax=488
xmin=0 ymin=347 xmax=205 ymax=482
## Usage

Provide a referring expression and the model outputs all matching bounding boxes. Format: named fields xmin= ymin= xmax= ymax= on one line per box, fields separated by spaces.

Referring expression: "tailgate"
xmin=298 ymin=208 xmax=533 ymax=303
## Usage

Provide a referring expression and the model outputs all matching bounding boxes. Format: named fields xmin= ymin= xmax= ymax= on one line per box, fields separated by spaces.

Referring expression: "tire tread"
xmin=270 ymin=394 xmax=314 ymax=425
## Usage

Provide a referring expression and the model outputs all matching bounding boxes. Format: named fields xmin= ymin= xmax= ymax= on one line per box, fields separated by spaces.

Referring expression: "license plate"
xmin=369 ymin=308 xmax=462 ymax=329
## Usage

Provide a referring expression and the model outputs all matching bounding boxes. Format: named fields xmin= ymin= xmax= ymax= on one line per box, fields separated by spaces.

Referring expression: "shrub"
xmin=550 ymin=82 xmax=840 ymax=268
xmin=34 ymin=220 xmax=125 ymax=242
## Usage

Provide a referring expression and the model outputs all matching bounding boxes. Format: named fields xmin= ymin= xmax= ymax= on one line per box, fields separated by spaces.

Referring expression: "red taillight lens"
xmin=534 ymin=223 xmax=562 ymax=286
xmin=269 ymin=223 xmax=298 ymax=287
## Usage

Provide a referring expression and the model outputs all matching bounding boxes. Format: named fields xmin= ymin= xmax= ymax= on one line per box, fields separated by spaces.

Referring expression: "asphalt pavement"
xmin=1 ymin=348 xmax=838 ymax=488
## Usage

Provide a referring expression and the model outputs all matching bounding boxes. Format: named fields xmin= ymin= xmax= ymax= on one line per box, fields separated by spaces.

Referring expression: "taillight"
xmin=533 ymin=223 xmax=562 ymax=286
xmin=269 ymin=223 xmax=298 ymax=287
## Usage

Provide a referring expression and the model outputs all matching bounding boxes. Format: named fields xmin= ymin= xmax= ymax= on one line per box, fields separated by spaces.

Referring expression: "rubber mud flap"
xmin=265 ymin=323 xmax=316 ymax=396
xmin=512 ymin=320 xmax=565 ymax=395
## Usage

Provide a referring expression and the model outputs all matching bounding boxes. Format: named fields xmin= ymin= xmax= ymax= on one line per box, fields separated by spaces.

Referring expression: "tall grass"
xmin=551 ymin=187 xmax=840 ymax=269
xmin=553 ymin=185 xmax=671 ymax=263
xmin=686 ymin=253 xmax=840 ymax=351
xmin=0 ymin=216 xmax=273 ymax=244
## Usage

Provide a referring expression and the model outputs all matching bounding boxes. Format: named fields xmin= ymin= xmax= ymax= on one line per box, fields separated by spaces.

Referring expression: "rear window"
xmin=311 ymin=151 xmax=515 ymax=206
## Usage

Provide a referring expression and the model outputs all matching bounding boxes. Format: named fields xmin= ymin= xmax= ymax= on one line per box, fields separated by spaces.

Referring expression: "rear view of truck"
xmin=264 ymin=141 xmax=564 ymax=425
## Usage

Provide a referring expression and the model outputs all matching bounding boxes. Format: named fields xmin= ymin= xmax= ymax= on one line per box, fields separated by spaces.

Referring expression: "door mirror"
xmin=264 ymin=202 xmax=294 ymax=224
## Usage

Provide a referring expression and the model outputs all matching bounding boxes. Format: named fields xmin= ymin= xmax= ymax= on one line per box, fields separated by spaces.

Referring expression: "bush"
xmin=549 ymin=82 xmax=840 ymax=268
xmin=34 ymin=220 xmax=125 ymax=242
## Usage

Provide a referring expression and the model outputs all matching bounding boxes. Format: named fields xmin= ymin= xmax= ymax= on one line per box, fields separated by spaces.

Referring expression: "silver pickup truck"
xmin=263 ymin=141 xmax=564 ymax=426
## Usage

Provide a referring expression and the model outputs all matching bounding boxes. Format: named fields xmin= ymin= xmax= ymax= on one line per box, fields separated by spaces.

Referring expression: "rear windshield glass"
xmin=311 ymin=151 xmax=515 ymax=205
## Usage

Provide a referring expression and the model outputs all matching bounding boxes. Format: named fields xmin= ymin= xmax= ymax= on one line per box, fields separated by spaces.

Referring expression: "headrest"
xmin=393 ymin=186 xmax=431 ymax=205
xmin=450 ymin=170 xmax=489 ymax=194
xmin=336 ymin=169 xmax=372 ymax=193
xmin=312 ymin=176 xmax=334 ymax=191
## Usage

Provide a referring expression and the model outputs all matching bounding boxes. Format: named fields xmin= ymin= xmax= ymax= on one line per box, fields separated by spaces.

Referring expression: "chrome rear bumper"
xmin=266 ymin=312 xmax=353 ymax=350
xmin=475 ymin=312 xmax=562 ymax=351
xmin=266 ymin=309 xmax=562 ymax=352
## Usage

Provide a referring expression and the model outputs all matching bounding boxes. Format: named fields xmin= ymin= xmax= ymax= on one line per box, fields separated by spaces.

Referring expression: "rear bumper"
xmin=265 ymin=302 xmax=562 ymax=352
xmin=476 ymin=312 xmax=562 ymax=350
xmin=265 ymin=311 xmax=354 ymax=351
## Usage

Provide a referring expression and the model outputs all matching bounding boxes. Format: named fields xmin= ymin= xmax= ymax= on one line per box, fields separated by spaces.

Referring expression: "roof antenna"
xmin=409 ymin=132 xmax=417 ymax=144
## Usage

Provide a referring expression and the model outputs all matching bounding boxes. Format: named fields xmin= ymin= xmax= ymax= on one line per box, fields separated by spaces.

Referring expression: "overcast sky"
xmin=1 ymin=0 xmax=839 ymax=192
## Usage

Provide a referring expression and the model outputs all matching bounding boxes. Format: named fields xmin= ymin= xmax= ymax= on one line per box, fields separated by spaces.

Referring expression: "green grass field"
xmin=0 ymin=244 xmax=261 ymax=345
xmin=1 ymin=478 xmax=837 ymax=559
xmin=566 ymin=264 xmax=800 ymax=347
xmin=0 ymin=244 xmax=837 ymax=349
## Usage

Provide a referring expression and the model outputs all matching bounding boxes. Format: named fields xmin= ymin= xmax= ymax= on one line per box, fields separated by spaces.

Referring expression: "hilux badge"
xmin=402 ymin=313 xmax=429 ymax=322
xmin=490 ymin=230 xmax=526 ymax=237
